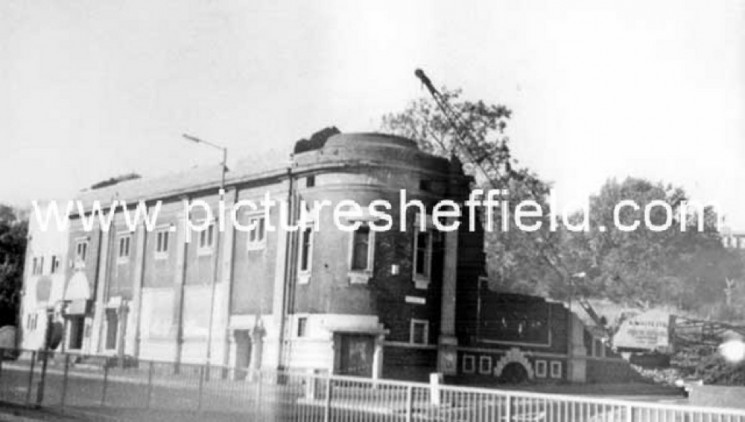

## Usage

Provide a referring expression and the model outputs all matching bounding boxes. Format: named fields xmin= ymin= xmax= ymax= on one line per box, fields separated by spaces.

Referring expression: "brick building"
xmin=20 ymin=131 xmax=631 ymax=383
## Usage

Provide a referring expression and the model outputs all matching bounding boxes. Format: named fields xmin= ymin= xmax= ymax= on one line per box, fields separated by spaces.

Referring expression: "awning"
xmin=64 ymin=271 xmax=91 ymax=301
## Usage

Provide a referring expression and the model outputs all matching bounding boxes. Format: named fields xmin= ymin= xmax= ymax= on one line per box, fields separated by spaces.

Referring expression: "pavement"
xmin=0 ymin=402 xmax=90 ymax=422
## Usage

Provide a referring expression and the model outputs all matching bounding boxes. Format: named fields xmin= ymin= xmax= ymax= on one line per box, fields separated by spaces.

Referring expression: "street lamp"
xmin=182 ymin=133 xmax=227 ymax=372
xmin=183 ymin=134 xmax=227 ymax=189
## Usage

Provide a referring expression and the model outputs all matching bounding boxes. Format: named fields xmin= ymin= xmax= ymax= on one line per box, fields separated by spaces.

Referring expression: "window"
xmin=298 ymin=225 xmax=313 ymax=284
xmin=348 ymin=224 xmax=375 ymax=284
xmin=412 ymin=220 xmax=434 ymax=289
xmin=550 ymin=361 xmax=562 ymax=379
xmin=351 ymin=225 xmax=371 ymax=271
xmin=31 ymin=257 xmax=43 ymax=275
xmin=462 ymin=354 xmax=476 ymax=374
xmin=50 ymin=255 xmax=60 ymax=274
xmin=535 ymin=360 xmax=547 ymax=378
xmin=247 ymin=216 xmax=266 ymax=250
xmin=198 ymin=223 xmax=215 ymax=254
xmin=305 ymin=175 xmax=315 ymax=188
xmin=117 ymin=235 xmax=131 ymax=262
xmin=297 ymin=317 xmax=308 ymax=337
xmin=415 ymin=232 xmax=431 ymax=276
xmin=595 ymin=339 xmax=606 ymax=358
xmin=155 ymin=230 xmax=169 ymax=259
xmin=75 ymin=240 xmax=88 ymax=263
xmin=410 ymin=319 xmax=429 ymax=345
xmin=479 ymin=356 xmax=492 ymax=375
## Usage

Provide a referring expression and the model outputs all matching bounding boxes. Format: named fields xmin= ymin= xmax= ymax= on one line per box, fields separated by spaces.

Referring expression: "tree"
xmin=381 ymin=89 xmax=743 ymax=319
xmin=563 ymin=178 xmax=742 ymax=312
xmin=0 ymin=205 xmax=28 ymax=327
xmin=381 ymin=87 xmax=565 ymax=295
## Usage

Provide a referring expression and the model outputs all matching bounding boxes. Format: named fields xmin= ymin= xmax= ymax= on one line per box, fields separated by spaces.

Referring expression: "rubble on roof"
xmin=293 ymin=126 xmax=341 ymax=154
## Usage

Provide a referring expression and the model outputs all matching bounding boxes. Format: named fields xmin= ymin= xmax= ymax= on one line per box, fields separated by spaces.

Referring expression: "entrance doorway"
xmin=68 ymin=316 xmax=85 ymax=350
xmin=234 ymin=330 xmax=252 ymax=380
xmin=335 ymin=334 xmax=374 ymax=377
xmin=105 ymin=310 xmax=118 ymax=351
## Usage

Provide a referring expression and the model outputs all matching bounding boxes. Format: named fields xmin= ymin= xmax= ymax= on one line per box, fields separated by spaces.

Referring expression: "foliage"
xmin=566 ymin=178 xmax=741 ymax=311
xmin=381 ymin=87 xmax=561 ymax=294
xmin=380 ymin=88 xmax=743 ymax=317
xmin=0 ymin=205 xmax=28 ymax=327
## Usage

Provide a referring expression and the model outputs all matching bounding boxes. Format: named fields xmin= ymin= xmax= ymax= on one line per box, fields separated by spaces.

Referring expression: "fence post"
xmin=197 ymin=365 xmax=204 ymax=411
xmin=505 ymin=394 xmax=512 ymax=422
xmin=626 ymin=403 xmax=634 ymax=422
xmin=35 ymin=350 xmax=49 ymax=408
xmin=405 ymin=385 xmax=413 ymax=422
xmin=257 ymin=370 xmax=263 ymax=417
xmin=101 ymin=363 xmax=109 ymax=406
xmin=323 ymin=376 xmax=333 ymax=422
xmin=60 ymin=354 xmax=70 ymax=408
xmin=25 ymin=351 xmax=36 ymax=405
xmin=146 ymin=361 xmax=154 ymax=409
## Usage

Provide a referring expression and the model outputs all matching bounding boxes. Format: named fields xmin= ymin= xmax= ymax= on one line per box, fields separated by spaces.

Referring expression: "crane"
xmin=413 ymin=69 xmax=507 ymax=188
xmin=413 ymin=68 xmax=614 ymax=341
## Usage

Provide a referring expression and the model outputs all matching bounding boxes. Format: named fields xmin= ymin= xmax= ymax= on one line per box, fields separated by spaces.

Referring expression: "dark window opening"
xmin=297 ymin=317 xmax=307 ymax=337
xmin=351 ymin=226 xmax=370 ymax=271
xmin=156 ymin=230 xmax=169 ymax=254
xmin=199 ymin=224 xmax=215 ymax=250
xmin=411 ymin=320 xmax=428 ymax=344
xmin=51 ymin=256 xmax=60 ymax=274
xmin=299 ymin=227 xmax=313 ymax=272
xmin=415 ymin=232 xmax=429 ymax=276
xmin=118 ymin=236 xmax=131 ymax=259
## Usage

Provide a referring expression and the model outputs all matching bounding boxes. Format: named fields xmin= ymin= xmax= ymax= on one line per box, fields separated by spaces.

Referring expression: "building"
xmin=722 ymin=228 xmax=745 ymax=252
xmin=20 ymin=130 xmax=632 ymax=383
xmin=19 ymin=201 xmax=68 ymax=352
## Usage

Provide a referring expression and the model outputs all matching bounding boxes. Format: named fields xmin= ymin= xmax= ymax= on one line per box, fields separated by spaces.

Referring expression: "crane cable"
xmin=414 ymin=69 xmax=505 ymax=189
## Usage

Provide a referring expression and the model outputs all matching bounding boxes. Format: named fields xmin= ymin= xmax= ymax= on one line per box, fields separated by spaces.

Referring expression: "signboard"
xmin=65 ymin=299 xmax=91 ymax=316
xmin=613 ymin=309 xmax=673 ymax=351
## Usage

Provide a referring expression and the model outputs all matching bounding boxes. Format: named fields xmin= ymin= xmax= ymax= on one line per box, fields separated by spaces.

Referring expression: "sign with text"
xmin=613 ymin=310 xmax=673 ymax=351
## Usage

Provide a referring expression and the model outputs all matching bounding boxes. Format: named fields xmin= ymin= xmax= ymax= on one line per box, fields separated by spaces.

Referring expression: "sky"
xmin=1 ymin=0 xmax=744 ymax=228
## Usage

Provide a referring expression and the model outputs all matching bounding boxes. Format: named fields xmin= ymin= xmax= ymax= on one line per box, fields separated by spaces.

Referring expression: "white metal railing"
xmin=1 ymin=348 xmax=744 ymax=421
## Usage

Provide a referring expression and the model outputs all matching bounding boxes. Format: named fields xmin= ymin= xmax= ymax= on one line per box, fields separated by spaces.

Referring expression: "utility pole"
xmin=182 ymin=134 xmax=227 ymax=374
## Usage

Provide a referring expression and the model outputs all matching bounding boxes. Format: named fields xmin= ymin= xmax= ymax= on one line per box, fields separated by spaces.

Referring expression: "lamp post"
xmin=182 ymin=134 xmax=227 ymax=373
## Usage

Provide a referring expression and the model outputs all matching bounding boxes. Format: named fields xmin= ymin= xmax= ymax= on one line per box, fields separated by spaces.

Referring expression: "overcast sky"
xmin=1 ymin=0 xmax=743 ymax=227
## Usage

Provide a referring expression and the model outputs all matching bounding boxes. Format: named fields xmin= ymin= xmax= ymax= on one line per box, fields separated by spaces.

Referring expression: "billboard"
xmin=613 ymin=309 xmax=673 ymax=351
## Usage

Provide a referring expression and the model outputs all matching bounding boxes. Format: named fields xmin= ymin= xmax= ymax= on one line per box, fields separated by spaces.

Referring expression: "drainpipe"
xmin=276 ymin=163 xmax=296 ymax=369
